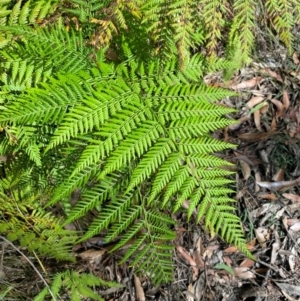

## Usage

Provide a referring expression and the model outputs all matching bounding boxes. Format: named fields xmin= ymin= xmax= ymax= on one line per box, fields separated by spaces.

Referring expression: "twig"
xmin=0 ymin=236 xmax=57 ymax=301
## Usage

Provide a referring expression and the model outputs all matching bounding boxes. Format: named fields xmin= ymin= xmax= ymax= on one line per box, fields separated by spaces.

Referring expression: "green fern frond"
xmin=34 ymin=270 xmax=121 ymax=301
xmin=1 ymin=20 xmax=251 ymax=286
xmin=229 ymin=0 xmax=256 ymax=62
xmin=265 ymin=0 xmax=294 ymax=51
xmin=201 ymin=0 xmax=226 ymax=53
xmin=82 ymin=192 xmax=134 ymax=240
xmin=48 ymin=165 xmax=100 ymax=206
xmin=0 ymin=176 xmax=77 ymax=261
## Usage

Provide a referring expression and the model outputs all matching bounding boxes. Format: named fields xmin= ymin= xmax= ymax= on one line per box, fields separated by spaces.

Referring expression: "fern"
xmin=0 ymin=21 xmax=252 ymax=286
xmin=0 ymin=175 xmax=77 ymax=261
xmin=5 ymin=0 xmax=300 ymax=291
xmin=34 ymin=270 xmax=121 ymax=301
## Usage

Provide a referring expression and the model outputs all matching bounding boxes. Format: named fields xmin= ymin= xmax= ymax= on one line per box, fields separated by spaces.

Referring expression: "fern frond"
xmin=1 ymin=22 xmax=251 ymax=286
xmin=48 ymin=165 xmax=100 ymax=206
xmin=0 ymin=176 xmax=77 ymax=261
xmin=265 ymin=0 xmax=294 ymax=51
xmin=201 ymin=0 xmax=226 ymax=53
xmin=34 ymin=270 xmax=121 ymax=301
xmin=81 ymin=192 xmax=133 ymax=240
xmin=229 ymin=0 xmax=256 ymax=62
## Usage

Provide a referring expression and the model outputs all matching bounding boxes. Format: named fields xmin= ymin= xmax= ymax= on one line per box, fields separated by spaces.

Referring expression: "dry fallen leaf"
xmin=257 ymin=192 xmax=278 ymax=200
xmin=290 ymin=222 xmax=300 ymax=231
xmin=253 ymin=109 xmax=261 ymax=131
xmin=255 ymin=227 xmax=268 ymax=248
xmin=260 ymin=102 xmax=269 ymax=114
xmin=238 ymin=131 xmax=278 ymax=142
xmin=282 ymin=193 xmax=300 ymax=202
xmin=193 ymin=238 xmax=205 ymax=268
xmin=271 ymin=116 xmax=277 ymax=131
xmin=261 ymin=68 xmax=283 ymax=82
xmin=238 ymin=159 xmax=251 ymax=180
xmin=271 ymin=99 xmax=285 ymax=117
xmin=233 ymin=267 xmax=255 ymax=279
xmin=176 ymin=245 xmax=199 ymax=280
xmin=228 ymin=114 xmax=251 ymax=130
xmin=230 ymin=77 xmax=263 ymax=90
xmin=134 ymin=274 xmax=146 ymax=301
xmin=240 ymin=258 xmax=255 ymax=268
xmin=246 ymin=96 xmax=265 ymax=109
xmin=273 ymin=168 xmax=285 ymax=181
xmin=292 ymin=52 xmax=300 ymax=65
xmin=79 ymin=249 xmax=106 ymax=265
xmin=282 ymin=90 xmax=290 ymax=110
xmin=271 ymin=241 xmax=280 ymax=265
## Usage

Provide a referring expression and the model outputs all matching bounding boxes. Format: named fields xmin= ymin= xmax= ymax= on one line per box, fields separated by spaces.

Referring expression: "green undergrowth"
xmin=0 ymin=0 xmax=299 ymax=299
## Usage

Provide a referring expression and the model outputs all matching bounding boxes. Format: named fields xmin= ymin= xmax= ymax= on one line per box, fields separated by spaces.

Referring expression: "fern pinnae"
xmin=169 ymin=116 xmax=234 ymax=138
xmin=109 ymin=220 xmax=145 ymax=252
xmin=47 ymin=164 xmax=99 ymax=206
xmin=174 ymin=177 xmax=198 ymax=212
xmin=148 ymin=153 xmax=181 ymax=204
xmin=265 ymin=0 xmax=294 ymax=50
xmin=124 ymin=235 xmax=150 ymax=264
xmin=100 ymin=125 xmax=165 ymax=178
xmin=162 ymin=165 xmax=190 ymax=207
xmin=178 ymin=137 xmax=236 ymax=155
xmin=81 ymin=193 xmax=134 ymax=241
xmin=126 ymin=138 xmax=174 ymax=193
xmin=230 ymin=0 xmax=256 ymax=61
xmin=105 ymin=205 xmax=143 ymax=242
xmin=187 ymin=187 xmax=205 ymax=219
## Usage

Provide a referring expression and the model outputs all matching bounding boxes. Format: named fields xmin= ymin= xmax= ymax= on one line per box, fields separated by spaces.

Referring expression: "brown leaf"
xmin=233 ymin=152 xmax=256 ymax=166
xmin=272 ymin=168 xmax=285 ymax=181
xmin=282 ymin=193 xmax=300 ymax=202
xmin=230 ymin=77 xmax=262 ymax=90
xmin=233 ymin=267 xmax=255 ymax=279
xmin=193 ymin=238 xmax=205 ymax=268
xmin=261 ymin=68 xmax=283 ymax=83
xmin=271 ymin=242 xmax=280 ymax=264
xmin=292 ymin=52 xmax=300 ymax=65
xmin=240 ymin=258 xmax=255 ymax=268
xmin=282 ymin=90 xmax=290 ymax=110
xmin=271 ymin=117 xmax=277 ymax=131
xmin=223 ymin=246 xmax=238 ymax=253
xmin=260 ymin=102 xmax=269 ymax=114
xmin=134 ymin=275 xmax=145 ymax=301
xmin=257 ymin=192 xmax=278 ymax=200
xmin=79 ymin=249 xmax=106 ymax=264
xmin=238 ymin=131 xmax=279 ymax=142
xmin=176 ymin=245 xmax=198 ymax=280
xmin=228 ymin=114 xmax=251 ymax=130
xmin=255 ymin=227 xmax=268 ymax=248
xmin=271 ymin=99 xmax=285 ymax=117
xmin=254 ymin=109 xmax=261 ymax=131
xmin=255 ymin=171 xmax=261 ymax=192
xmin=239 ymin=159 xmax=251 ymax=180
xmin=246 ymin=96 xmax=265 ymax=109
xmin=290 ymin=222 xmax=300 ymax=231
xmin=286 ymin=218 xmax=300 ymax=226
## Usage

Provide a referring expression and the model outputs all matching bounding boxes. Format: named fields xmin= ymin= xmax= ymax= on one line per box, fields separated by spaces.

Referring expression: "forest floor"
xmin=3 ymin=39 xmax=300 ymax=301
